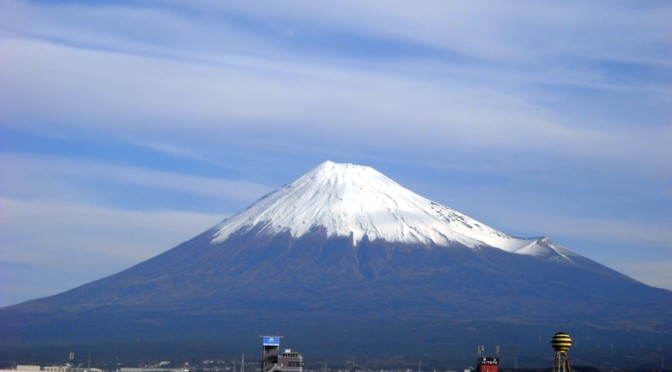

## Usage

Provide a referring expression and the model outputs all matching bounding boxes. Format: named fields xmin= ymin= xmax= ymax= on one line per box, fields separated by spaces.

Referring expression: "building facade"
xmin=261 ymin=336 xmax=303 ymax=372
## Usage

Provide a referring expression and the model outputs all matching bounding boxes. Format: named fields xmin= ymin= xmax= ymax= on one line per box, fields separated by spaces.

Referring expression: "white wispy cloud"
xmin=0 ymin=151 xmax=274 ymax=306
xmin=0 ymin=198 xmax=220 ymax=266
xmin=0 ymin=153 xmax=273 ymax=207
xmin=612 ymin=261 xmax=672 ymax=291
xmin=0 ymin=197 xmax=224 ymax=306
xmin=2 ymin=34 xmax=669 ymax=176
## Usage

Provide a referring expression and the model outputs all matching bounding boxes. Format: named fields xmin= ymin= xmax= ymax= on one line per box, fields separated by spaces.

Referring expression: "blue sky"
xmin=0 ymin=1 xmax=670 ymax=307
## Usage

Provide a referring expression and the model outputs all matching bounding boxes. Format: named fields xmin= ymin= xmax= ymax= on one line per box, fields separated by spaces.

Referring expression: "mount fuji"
xmin=1 ymin=161 xmax=670 ymax=368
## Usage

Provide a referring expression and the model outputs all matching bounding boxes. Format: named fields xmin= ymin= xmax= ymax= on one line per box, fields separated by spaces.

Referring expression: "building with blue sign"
xmin=261 ymin=336 xmax=303 ymax=372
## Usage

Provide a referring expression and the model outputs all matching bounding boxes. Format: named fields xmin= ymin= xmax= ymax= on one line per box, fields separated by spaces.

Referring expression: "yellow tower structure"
xmin=551 ymin=332 xmax=572 ymax=372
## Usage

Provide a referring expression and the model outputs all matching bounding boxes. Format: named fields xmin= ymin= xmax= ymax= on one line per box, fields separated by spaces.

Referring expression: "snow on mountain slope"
xmin=211 ymin=161 xmax=573 ymax=259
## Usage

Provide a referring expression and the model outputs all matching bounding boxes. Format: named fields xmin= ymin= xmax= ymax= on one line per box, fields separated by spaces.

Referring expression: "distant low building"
xmin=278 ymin=350 xmax=303 ymax=372
xmin=261 ymin=336 xmax=303 ymax=372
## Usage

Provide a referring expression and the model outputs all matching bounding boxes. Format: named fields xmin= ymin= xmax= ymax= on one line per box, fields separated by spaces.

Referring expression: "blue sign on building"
xmin=263 ymin=336 xmax=280 ymax=346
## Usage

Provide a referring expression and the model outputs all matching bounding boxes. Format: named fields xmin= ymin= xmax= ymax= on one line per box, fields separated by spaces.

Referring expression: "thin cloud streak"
xmin=503 ymin=212 xmax=672 ymax=252
xmin=0 ymin=154 xmax=273 ymax=209
xmin=190 ymin=1 xmax=672 ymax=66
xmin=0 ymin=198 xmax=224 ymax=306
xmin=0 ymin=198 xmax=223 ymax=266
xmin=2 ymin=36 xmax=669 ymax=176
xmin=613 ymin=261 xmax=672 ymax=291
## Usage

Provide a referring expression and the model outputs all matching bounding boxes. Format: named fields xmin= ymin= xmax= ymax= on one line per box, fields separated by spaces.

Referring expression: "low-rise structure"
xmin=261 ymin=336 xmax=303 ymax=372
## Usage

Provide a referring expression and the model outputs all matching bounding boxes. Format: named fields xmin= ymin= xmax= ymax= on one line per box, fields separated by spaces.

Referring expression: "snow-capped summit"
xmin=211 ymin=161 xmax=573 ymax=260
